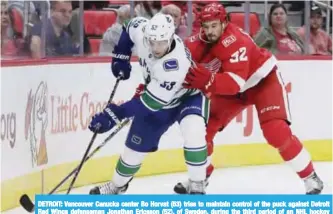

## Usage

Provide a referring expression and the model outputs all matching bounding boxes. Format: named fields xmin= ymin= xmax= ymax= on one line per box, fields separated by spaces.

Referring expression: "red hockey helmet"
xmin=199 ymin=3 xmax=227 ymax=24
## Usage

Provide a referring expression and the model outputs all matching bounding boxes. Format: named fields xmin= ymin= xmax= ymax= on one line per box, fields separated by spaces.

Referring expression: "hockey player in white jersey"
xmin=88 ymin=13 xmax=210 ymax=194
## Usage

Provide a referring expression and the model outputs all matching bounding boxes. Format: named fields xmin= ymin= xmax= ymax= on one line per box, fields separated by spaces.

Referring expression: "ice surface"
xmin=3 ymin=162 xmax=332 ymax=214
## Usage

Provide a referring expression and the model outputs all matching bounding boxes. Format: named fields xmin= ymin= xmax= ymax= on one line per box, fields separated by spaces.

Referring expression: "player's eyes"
xmin=149 ymin=41 xmax=167 ymax=47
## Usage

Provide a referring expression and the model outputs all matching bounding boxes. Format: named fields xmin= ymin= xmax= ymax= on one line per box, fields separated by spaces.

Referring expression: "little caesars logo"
xmin=25 ymin=81 xmax=49 ymax=167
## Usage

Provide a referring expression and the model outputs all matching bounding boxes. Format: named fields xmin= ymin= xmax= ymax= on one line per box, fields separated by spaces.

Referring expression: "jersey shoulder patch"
xmin=222 ymin=35 xmax=237 ymax=47
xmin=163 ymin=58 xmax=179 ymax=72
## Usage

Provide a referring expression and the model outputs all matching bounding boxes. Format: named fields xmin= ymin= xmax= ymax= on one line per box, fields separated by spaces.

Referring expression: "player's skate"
xmin=304 ymin=172 xmax=324 ymax=194
xmin=89 ymin=181 xmax=129 ymax=195
xmin=187 ymin=180 xmax=206 ymax=194
xmin=174 ymin=164 xmax=213 ymax=194
xmin=174 ymin=177 xmax=209 ymax=194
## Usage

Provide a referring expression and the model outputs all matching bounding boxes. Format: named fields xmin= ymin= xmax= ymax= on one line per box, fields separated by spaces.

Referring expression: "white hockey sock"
xmin=180 ymin=115 xmax=208 ymax=181
xmin=113 ymin=146 xmax=146 ymax=187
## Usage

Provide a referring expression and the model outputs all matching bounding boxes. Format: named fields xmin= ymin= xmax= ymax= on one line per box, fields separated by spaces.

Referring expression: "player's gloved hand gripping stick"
xmin=66 ymin=73 xmax=125 ymax=194
xmin=19 ymin=74 xmax=129 ymax=213
xmin=20 ymin=27 xmax=134 ymax=212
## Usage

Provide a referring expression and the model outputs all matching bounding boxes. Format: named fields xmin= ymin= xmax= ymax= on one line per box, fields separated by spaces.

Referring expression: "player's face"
xmin=202 ymin=20 xmax=223 ymax=42
xmin=148 ymin=39 xmax=169 ymax=58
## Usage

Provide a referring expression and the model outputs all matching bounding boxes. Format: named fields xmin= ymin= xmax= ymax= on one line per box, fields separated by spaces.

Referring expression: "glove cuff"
xmin=104 ymin=104 xmax=125 ymax=124
xmin=104 ymin=108 xmax=121 ymax=124
xmin=111 ymin=53 xmax=131 ymax=61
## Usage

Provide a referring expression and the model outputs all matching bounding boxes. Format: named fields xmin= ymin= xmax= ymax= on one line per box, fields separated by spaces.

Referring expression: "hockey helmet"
xmin=144 ymin=13 xmax=175 ymax=42
xmin=144 ymin=13 xmax=176 ymax=57
xmin=199 ymin=3 xmax=227 ymax=24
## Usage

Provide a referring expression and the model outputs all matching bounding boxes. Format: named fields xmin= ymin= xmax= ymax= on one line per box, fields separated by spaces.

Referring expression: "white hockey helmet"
xmin=144 ymin=13 xmax=176 ymax=57
xmin=145 ymin=13 xmax=175 ymax=41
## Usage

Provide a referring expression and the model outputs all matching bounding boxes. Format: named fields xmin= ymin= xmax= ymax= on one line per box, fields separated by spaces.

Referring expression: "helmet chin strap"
xmin=166 ymin=33 xmax=174 ymax=52
xmin=199 ymin=28 xmax=213 ymax=43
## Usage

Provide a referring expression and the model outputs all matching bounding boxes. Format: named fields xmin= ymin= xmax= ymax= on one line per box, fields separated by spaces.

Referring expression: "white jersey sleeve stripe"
xmin=225 ymin=72 xmax=246 ymax=89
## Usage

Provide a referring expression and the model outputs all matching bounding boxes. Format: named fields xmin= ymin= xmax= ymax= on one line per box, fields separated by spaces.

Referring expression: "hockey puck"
xmin=19 ymin=194 xmax=34 ymax=213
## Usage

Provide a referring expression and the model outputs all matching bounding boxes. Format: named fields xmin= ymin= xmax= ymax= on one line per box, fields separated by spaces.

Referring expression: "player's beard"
xmin=207 ymin=34 xmax=218 ymax=42
xmin=206 ymin=33 xmax=221 ymax=44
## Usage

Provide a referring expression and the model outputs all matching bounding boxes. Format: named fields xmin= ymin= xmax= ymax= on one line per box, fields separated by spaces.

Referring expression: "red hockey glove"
xmin=132 ymin=83 xmax=145 ymax=98
xmin=183 ymin=64 xmax=216 ymax=93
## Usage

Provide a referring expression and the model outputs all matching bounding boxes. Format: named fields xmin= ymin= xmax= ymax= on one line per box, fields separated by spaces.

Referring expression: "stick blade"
xmin=19 ymin=194 xmax=35 ymax=213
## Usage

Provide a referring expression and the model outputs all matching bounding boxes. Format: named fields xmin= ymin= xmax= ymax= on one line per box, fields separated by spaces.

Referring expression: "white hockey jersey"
xmin=126 ymin=17 xmax=199 ymax=111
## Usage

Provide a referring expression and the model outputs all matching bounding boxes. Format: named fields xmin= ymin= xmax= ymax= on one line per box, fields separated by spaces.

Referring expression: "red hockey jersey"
xmin=185 ymin=23 xmax=277 ymax=95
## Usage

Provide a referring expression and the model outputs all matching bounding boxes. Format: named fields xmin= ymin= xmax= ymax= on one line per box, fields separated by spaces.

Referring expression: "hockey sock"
xmin=262 ymin=120 xmax=314 ymax=179
xmin=180 ymin=115 xmax=208 ymax=181
xmin=184 ymin=146 xmax=208 ymax=181
xmin=206 ymin=161 xmax=214 ymax=178
xmin=112 ymin=147 xmax=146 ymax=187
xmin=281 ymin=136 xmax=314 ymax=179
xmin=206 ymin=141 xmax=215 ymax=178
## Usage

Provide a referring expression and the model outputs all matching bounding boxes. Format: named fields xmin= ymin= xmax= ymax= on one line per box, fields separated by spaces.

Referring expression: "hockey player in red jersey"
xmin=174 ymin=2 xmax=324 ymax=194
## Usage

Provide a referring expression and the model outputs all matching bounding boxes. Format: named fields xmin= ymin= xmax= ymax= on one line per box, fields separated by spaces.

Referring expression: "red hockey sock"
xmin=205 ymin=141 xmax=215 ymax=178
xmin=206 ymin=163 xmax=214 ymax=178
xmin=262 ymin=120 xmax=314 ymax=179
xmin=279 ymin=135 xmax=314 ymax=178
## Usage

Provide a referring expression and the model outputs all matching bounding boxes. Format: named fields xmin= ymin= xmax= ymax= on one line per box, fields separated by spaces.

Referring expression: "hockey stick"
xmin=66 ymin=76 xmax=123 ymax=194
xmin=19 ymin=76 xmax=124 ymax=212
xmin=19 ymin=118 xmax=131 ymax=213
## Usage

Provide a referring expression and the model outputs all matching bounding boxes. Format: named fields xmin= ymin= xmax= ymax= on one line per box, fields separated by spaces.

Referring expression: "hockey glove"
xmin=111 ymin=58 xmax=132 ymax=80
xmin=88 ymin=103 xmax=124 ymax=133
xmin=111 ymin=27 xmax=134 ymax=80
xmin=183 ymin=64 xmax=215 ymax=93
